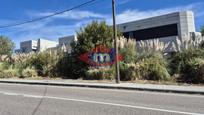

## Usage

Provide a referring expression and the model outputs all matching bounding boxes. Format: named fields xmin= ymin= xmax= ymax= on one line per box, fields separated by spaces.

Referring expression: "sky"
xmin=0 ymin=0 xmax=203 ymax=49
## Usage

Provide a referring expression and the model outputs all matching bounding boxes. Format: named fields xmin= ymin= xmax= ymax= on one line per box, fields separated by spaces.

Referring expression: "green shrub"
xmin=0 ymin=62 xmax=19 ymax=78
xmin=139 ymin=61 xmax=170 ymax=81
xmin=137 ymin=53 xmax=171 ymax=81
xmin=0 ymin=72 xmax=3 ymax=78
xmin=21 ymin=68 xmax=38 ymax=78
xmin=0 ymin=68 xmax=19 ymax=78
xmin=119 ymin=38 xmax=137 ymax=63
xmin=28 ymin=51 xmax=59 ymax=77
xmin=169 ymin=48 xmax=204 ymax=75
xmin=85 ymin=68 xmax=114 ymax=80
xmin=120 ymin=62 xmax=140 ymax=81
xmin=120 ymin=52 xmax=170 ymax=81
xmin=28 ymin=53 xmax=47 ymax=76
xmin=179 ymin=58 xmax=204 ymax=83
xmin=13 ymin=60 xmax=30 ymax=77
xmin=54 ymin=53 xmax=82 ymax=79
xmin=0 ymin=61 xmax=10 ymax=71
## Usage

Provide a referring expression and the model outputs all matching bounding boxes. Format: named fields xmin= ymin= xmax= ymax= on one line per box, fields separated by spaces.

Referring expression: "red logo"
xmin=79 ymin=45 xmax=123 ymax=66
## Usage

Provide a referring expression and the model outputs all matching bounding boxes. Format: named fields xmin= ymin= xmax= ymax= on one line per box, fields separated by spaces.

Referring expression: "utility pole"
xmin=112 ymin=0 xmax=120 ymax=83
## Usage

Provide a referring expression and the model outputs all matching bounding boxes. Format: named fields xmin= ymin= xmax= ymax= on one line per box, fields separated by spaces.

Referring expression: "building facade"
xmin=17 ymin=40 xmax=37 ymax=53
xmin=37 ymin=38 xmax=58 ymax=52
xmin=117 ymin=11 xmax=200 ymax=52
xmin=58 ymin=35 xmax=76 ymax=53
xmin=117 ymin=11 xmax=196 ymax=41
xmin=15 ymin=39 xmax=58 ymax=53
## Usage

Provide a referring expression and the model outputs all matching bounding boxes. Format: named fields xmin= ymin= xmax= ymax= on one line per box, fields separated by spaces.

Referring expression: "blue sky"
xmin=0 ymin=0 xmax=203 ymax=49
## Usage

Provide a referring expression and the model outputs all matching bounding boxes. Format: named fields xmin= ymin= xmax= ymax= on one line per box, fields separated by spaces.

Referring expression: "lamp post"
xmin=112 ymin=0 xmax=120 ymax=83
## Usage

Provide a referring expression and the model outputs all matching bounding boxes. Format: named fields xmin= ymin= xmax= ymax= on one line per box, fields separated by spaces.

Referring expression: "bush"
xmin=0 ymin=62 xmax=10 ymax=71
xmin=0 ymin=62 xmax=19 ymax=78
xmin=0 ymin=72 xmax=3 ymax=78
xmin=28 ymin=51 xmax=59 ymax=77
xmin=119 ymin=38 xmax=137 ymax=63
xmin=139 ymin=61 xmax=170 ymax=81
xmin=0 ymin=68 xmax=19 ymax=78
xmin=85 ymin=68 xmax=114 ymax=80
xmin=137 ymin=53 xmax=171 ymax=81
xmin=120 ymin=52 xmax=170 ymax=81
xmin=179 ymin=58 xmax=204 ymax=83
xmin=120 ymin=62 xmax=140 ymax=81
xmin=169 ymin=48 xmax=204 ymax=75
xmin=21 ymin=68 xmax=38 ymax=78
xmin=54 ymin=53 xmax=82 ymax=79
xmin=13 ymin=60 xmax=30 ymax=77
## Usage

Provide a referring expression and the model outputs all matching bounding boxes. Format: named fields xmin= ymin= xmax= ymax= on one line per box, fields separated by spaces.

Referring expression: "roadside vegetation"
xmin=0 ymin=21 xmax=204 ymax=84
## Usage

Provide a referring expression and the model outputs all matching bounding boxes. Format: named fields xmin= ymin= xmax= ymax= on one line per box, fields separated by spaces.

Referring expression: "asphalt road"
xmin=0 ymin=83 xmax=204 ymax=115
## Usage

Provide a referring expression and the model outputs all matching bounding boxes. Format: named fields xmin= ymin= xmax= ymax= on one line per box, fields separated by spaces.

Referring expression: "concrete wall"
xmin=117 ymin=12 xmax=179 ymax=32
xmin=59 ymin=35 xmax=75 ymax=45
xmin=178 ymin=11 xmax=195 ymax=39
xmin=117 ymin=11 xmax=196 ymax=41
xmin=37 ymin=39 xmax=58 ymax=52
xmin=19 ymin=40 xmax=37 ymax=53
xmin=58 ymin=35 xmax=76 ymax=53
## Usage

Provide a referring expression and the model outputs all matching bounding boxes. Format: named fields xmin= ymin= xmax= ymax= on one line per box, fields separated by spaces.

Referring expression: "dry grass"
xmin=117 ymin=37 xmax=136 ymax=49
xmin=172 ymin=34 xmax=204 ymax=52
xmin=137 ymin=39 xmax=170 ymax=52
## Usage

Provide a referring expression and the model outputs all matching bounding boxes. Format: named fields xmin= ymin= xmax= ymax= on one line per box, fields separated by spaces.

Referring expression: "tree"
xmin=72 ymin=21 xmax=115 ymax=55
xmin=0 ymin=36 xmax=14 ymax=56
xmin=70 ymin=21 xmax=120 ymax=78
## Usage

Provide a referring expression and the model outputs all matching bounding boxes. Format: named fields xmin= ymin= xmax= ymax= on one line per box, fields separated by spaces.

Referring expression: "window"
xmin=123 ymin=23 xmax=178 ymax=41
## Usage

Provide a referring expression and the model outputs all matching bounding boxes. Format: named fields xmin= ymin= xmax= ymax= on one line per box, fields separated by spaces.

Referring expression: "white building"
xmin=118 ymin=11 xmax=197 ymax=41
xmin=15 ymin=39 xmax=58 ymax=53
xmin=37 ymin=38 xmax=58 ymax=52
xmin=117 ymin=11 xmax=201 ymax=51
xmin=58 ymin=35 xmax=77 ymax=53
xmin=16 ymin=40 xmax=37 ymax=53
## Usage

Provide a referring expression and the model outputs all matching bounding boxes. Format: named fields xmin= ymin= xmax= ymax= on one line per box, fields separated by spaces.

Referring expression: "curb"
xmin=0 ymin=80 xmax=204 ymax=95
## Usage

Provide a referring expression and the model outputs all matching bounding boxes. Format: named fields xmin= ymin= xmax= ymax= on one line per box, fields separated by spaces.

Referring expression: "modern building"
xmin=118 ymin=11 xmax=196 ymax=41
xmin=15 ymin=39 xmax=58 ymax=53
xmin=117 ymin=11 xmax=201 ymax=52
xmin=36 ymin=38 xmax=58 ymax=52
xmin=58 ymin=35 xmax=77 ymax=53
xmin=16 ymin=40 xmax=37 ymax=53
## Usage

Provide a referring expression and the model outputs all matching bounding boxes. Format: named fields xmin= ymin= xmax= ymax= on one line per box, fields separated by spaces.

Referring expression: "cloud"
xmin=29 ymin=10 xmax=108 ymax=20
xmin=107 ymin=2 xmax=204 ymax=24
xmin=117 ymin=0 xmax=132 ymax=5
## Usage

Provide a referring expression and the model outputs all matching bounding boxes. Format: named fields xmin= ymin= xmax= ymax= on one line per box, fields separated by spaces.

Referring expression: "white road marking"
xmin=0 ymin=83 xmax=204 ymax=98
xmin=0 ymin=91 xmax=203 ymax=115
xmin=3 ymin=92 xmax=20 ymax=96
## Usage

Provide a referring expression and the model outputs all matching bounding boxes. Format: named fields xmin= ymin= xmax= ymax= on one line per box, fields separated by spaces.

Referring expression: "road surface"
xmin=0 ymin=83 xmax=203 ymax=115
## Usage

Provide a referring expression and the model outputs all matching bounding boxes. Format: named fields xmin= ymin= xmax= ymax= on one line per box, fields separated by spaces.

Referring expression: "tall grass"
xmin=137 ymin=39 xmax=170 ymax=53
xmin=169 ymin=35 xmax=204 ymax=83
